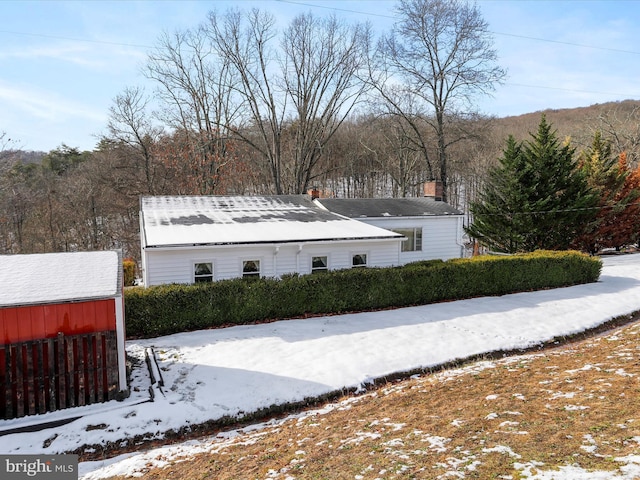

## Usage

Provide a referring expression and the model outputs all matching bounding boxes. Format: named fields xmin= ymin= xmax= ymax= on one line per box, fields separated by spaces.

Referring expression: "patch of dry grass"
xmin=99 ymin=319 xmax=640 ymax=479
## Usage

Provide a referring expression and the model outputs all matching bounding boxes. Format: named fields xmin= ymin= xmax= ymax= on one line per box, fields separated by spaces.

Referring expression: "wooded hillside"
xmin=1 ymin=100 xmax=639 ymax=262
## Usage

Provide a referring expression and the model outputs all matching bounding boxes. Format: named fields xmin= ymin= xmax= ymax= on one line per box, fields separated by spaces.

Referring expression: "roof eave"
xmin=144 ymin=235 xmax=404 ymax=250
xmin=1 ymin=293 xmax=122 ymax=310
xmin=350 ymin=213 xmax=464 ymax=219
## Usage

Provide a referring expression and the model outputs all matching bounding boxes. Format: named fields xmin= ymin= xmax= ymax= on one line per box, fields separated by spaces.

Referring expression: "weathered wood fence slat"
xmin=1 ymin=331 xmax=119 ymax=420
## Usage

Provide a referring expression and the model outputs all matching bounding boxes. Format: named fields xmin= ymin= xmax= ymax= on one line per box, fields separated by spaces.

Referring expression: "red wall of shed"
xmin=0 ymin=298 xmax=116 ymax=346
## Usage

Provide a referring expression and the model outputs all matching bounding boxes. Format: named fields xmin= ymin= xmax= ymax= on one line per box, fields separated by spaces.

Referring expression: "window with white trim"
xmin=311 ymin=256 xmax=328 ymax=274
xmin=194 ymin=262 xmax=213 ymax=283
xmin=242 ymin=259 xmax=260 ymax=278
xmin=392 ymin=228 xmax=423 ymax=252
xmin=352 ymin=253 xmax=367 ymax=268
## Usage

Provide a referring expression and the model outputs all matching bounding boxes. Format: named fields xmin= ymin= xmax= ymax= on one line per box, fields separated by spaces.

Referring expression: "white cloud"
xmin=0 ymin=39 xmax=147 ymax=72
xmin=0 ymin=82 xmax=105 ymax=122
xmin=0 ymin=42 xmax=103 ymax=68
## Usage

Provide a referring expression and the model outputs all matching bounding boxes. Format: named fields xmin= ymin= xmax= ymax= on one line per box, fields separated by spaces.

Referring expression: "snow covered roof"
xmin=316 ymin=197 xmax=463 ymax=218
xmin=0 ymin=250 xmax=122 ymax=307
xmin=140 ymin=195 xmax=404 ymax=248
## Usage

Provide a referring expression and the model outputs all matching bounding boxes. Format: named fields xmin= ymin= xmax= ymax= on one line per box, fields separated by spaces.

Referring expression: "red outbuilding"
xmin=0 ymin=250 xmax=127 ymax=419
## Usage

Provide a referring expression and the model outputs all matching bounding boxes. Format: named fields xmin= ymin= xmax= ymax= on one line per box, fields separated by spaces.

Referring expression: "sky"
xmin=1 ymin=0 xmax=639 ymax=153
xmin=0 ymin=254 xmax=638 ymax=479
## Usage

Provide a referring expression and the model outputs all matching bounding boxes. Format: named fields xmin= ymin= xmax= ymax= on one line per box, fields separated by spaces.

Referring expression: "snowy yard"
xmin=1 ymin=254 xmax=640 ymax=479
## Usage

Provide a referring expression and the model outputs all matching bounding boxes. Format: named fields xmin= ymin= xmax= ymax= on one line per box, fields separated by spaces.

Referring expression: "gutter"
xmin=143 ymin=235 xmax=406 ymax=251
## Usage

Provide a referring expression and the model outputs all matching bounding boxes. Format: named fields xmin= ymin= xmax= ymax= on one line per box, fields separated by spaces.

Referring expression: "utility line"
xmin=3 ymin=1 xmax=640 ymax=56
xmin=503 ymin=82 xmax=634 ymax=98
xmin=0 ymin=29 xmax=153 ymax=49
xmin=492 ymin=31 xmax=640 ymax=56
xmin=2 ymin=1 xmax=639 ymax=101
xmin=276 ymin=0 xmax=640 ymax=56
xmin=276 ymin=0 xmax=396 ymax=18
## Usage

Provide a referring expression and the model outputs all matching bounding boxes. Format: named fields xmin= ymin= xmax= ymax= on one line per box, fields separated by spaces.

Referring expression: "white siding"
xmin=143 ymin=239 xmax=402 ymax=286
xmin=144 ymin=250 xmax=196 ymax=285
xmin=358 ymin=216 xmax=463 ymax=264
xmin=421 ymin=217 xmax=462 ymax=261
xmin=297 ymin=240 xmax=400 ymax=274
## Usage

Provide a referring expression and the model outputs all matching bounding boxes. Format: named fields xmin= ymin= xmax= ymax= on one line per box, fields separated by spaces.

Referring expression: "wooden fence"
xmin=1 ymin=331 xmax=119 ymax=420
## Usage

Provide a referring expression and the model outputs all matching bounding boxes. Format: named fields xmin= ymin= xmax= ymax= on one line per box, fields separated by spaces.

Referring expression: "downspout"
xmin=139 ymin=200 xmax=148 ymax=286
xmin=455 ymin=215 xmax=465 ymax=258
xmin=273 ymin=245 xmax=280 ymax=278
xmin=296 ymin=244 xmax=303 ymax=273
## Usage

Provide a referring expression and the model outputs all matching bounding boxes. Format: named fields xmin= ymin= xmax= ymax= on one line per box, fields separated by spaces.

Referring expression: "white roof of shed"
xmin=0 ymin=250 xmax=122 ymax=307
xmin=140 ymin=195 xmax=404 ymax=248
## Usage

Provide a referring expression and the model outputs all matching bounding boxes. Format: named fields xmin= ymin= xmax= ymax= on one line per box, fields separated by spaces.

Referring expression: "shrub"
xmin=123 ymin=258 xmax=136 ymax=287
xmin=124 ymin=250 xmax=602 ymax=339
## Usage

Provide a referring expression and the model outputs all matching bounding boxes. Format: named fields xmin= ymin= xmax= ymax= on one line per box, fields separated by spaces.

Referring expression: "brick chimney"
xmin=308 ymin=187 xmax=321 ymax=200
xmin=423 ymin=181 xmax=443 ymax=201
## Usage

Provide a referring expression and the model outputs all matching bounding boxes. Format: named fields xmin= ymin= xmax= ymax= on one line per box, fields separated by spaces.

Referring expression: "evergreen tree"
xmin=571 ymin=132 xmax=629 ymax=252
xmin=41 ymin=144 xmax=90 ymax=176
xmin=467 ymin=116 xmax=598 ymax=253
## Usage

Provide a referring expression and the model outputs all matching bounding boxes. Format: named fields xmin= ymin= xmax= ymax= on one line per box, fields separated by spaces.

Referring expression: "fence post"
xmin=1 ymin=331 xmax=121 ymax=419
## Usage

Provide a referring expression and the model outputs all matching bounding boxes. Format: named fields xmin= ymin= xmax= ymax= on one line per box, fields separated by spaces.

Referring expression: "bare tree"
xmin=205 ymin=9 xmax=286 ymax=192
xmin=106 ymin=86 xmax=165 ymax=195
xmin=145 ymin=25 xmax=242 ymax=194
xmin=0 ymin=131 xmax=19 ymax=153
xmin=0 ymin=132 xmax=19 ymax=181
xmin=0 ymin=162 xmax=37 ymax=253
xmin=204 ymin=9 xmax=370 ymax=194
xmin=369 ymin=0 xmax=506 ymax=202
xmin=350 ymin=115 xmax=427 ymax=197
xmin=320 ymin=117 xmax=387 ymax=198
xmin=590 ymin=102 xmax=640 ymax=166
xmin=280 ymin=13 xmax=371 ymax=193
xmin=380 ymin=122 xmax=427 ymax=197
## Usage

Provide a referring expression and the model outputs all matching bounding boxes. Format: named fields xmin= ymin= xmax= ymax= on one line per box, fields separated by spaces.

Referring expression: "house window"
xmin=352 ymin=253 xmax=367 ymax=268
xmin=194 ymin=262 xmax=213 ymax=283
xmin=242 ymin=260 xmax=260 ymax=278
xmin=393 ymin=228 xmax=423 ymax=252
xmin=311 ymin=256 xmax=328 ymax=274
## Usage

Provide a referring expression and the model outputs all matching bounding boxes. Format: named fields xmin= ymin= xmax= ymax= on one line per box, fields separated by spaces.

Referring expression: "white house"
xmin=139 ymin=195 xmax=405 ymax=286
xmin=315 ymin=197 xmax=465 ymax=264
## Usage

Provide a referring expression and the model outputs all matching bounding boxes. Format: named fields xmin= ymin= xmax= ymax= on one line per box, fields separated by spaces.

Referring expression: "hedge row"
xmin=124 ymin=250 xmax=602 ymax=339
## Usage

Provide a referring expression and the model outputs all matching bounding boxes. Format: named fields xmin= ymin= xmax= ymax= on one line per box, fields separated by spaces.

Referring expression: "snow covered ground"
xmin=1 ymin=254 xmax=640 ymax=479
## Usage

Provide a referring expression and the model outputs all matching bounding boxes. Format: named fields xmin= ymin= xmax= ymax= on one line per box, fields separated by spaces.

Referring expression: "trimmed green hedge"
xmin=124 ymin=250 xmax=602 ymax=338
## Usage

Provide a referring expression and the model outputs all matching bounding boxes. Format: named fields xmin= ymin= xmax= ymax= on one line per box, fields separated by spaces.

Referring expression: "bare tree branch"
xmin=367 ymin=0 xmax=506 ymax=202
